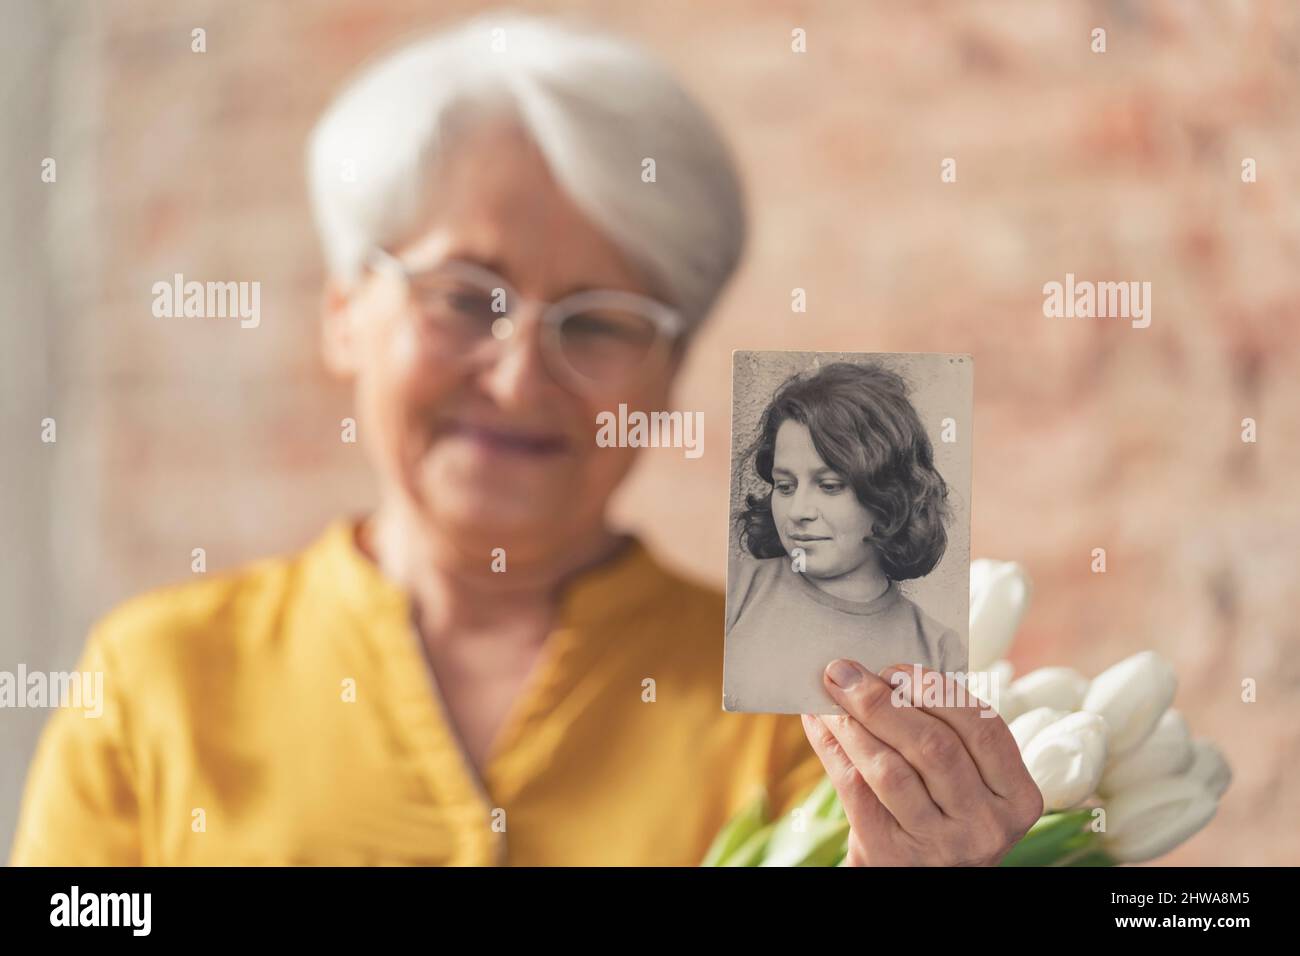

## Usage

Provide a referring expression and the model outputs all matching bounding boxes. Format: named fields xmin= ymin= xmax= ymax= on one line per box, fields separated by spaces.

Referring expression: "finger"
xmin=800 ymin=713 xmax=899 ymax=848
xmin=811 ymin=705 xmax=944 ymax=833
xmin=884 ymin=663 xmax=1037 ymax=803
xmin=824 ymin=659 xmax=987 ymax=818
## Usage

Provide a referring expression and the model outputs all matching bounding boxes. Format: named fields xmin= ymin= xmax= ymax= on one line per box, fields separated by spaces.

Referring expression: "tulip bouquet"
xmin=702 ymin=560 xmax=1232 ymax=867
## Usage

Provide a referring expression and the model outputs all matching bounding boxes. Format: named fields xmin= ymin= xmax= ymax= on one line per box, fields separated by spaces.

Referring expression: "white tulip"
xmin=1185 ymin=739 xmax=1232 ymax=799
xmin=1008 ymin=666 xmax=1090 ymax=713
xmin=1099 ymin=709 xmax=1193 ymax=796
xmin=1018 ymin=711 xmax=1109 ymax=811
xmin=1102 ymin=776 xmax=1218 ymax=863
xmin=993 ymin=687 xmax=1029 ymax=724
xmin=1082 ymin=651 xmax=1176 ymax=758
xmin=962 ymin=660 xmax=1016 ymax=716
xmin=1008 ymin=706 xmax=1069 ymax=751
xmin=986 ymin=658 xmax=1015 ymax=687
xmin=969 ymin=560 xmax=1032 ymax=672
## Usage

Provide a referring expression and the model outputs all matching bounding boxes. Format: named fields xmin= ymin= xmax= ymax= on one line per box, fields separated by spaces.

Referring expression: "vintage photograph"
xmin=724 ymin=351 xmax=973 ymax=714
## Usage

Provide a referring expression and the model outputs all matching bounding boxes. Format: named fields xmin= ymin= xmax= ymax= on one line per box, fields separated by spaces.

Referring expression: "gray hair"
xmin=306 ymin=11 xmax=748 ymax=328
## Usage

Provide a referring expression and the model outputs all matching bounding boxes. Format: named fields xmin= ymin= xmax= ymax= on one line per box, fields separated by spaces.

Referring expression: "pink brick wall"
xmin=21 ymin=0 xmax=1300 ymax=863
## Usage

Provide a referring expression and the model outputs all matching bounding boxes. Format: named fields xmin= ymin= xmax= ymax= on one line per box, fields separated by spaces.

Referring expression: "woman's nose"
xmin=790 ymin=487 xmax=819 ymax=521
xmin=474 ymin=305 xmax=559 ymax=408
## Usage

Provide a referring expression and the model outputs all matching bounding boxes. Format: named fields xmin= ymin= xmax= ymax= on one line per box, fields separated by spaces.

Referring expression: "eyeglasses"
xmin=365 ymin=247 xmax=685 ymax=395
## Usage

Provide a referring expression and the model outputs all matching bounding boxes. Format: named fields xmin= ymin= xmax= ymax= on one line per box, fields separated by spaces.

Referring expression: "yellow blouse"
xmin=10 ymin=519 xmax=826 ymax=865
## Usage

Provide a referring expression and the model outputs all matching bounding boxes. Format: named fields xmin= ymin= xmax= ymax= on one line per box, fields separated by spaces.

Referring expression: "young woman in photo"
xmin=725 ymin=361 xmax=964 ymax=713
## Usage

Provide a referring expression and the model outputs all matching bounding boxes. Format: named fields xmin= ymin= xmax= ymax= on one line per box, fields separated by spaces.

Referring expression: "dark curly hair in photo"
xmin=737 ymin=362 xmax=950 ymax=581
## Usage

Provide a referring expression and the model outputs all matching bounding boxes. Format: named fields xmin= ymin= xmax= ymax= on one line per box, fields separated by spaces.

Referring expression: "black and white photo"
xmin=723 ymin=351 xmax=973 ymax=714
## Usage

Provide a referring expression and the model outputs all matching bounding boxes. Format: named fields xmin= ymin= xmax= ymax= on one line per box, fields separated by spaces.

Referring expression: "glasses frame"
xmin=365 ymin=247 xmax=686 ymax=395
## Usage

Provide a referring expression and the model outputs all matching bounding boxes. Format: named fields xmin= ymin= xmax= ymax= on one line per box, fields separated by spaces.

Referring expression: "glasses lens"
xmin=556 ymin=303 xmax=663 ymax=383
xmin=408 ymin=271 xmax=509 ymax=348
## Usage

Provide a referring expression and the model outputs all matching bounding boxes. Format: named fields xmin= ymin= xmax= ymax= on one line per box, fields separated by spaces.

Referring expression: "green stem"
xmin=999 ymin=809 xmax=1094 ymax=867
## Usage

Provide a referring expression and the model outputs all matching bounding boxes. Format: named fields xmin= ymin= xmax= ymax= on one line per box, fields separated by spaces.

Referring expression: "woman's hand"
xmin=801 ymin=659 xmax=1043 ymax=866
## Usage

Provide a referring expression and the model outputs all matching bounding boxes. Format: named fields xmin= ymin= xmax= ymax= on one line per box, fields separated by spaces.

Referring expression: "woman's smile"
xmin=444 ymin=420 xmax=572 ymax=457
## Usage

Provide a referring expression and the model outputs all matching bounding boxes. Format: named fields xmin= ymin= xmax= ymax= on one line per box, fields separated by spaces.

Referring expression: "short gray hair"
xmin=306 ymin=12 xmax=748 ymax=327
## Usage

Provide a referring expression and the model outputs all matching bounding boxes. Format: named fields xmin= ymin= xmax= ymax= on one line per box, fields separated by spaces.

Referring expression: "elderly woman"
xmin=11 ymin=14 xmax=1040 ymax=866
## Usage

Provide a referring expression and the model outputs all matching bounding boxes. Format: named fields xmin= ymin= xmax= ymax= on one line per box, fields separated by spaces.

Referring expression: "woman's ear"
xmin=320 ymin=276 xmax=360 ymax=380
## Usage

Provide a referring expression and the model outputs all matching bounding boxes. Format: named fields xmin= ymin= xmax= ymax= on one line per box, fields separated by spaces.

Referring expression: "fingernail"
xmin=826 ymin=659 xmax=862 ymax=690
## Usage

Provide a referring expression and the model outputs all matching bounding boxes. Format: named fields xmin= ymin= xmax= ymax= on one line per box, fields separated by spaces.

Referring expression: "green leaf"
xmin=799 ymin=775 xmax=843 ymax=820
xmin=701 ymin=788 xmax=769 ymax=867
xmin=1053 ymin=844 xmax=1117 ymax=867
xmin=722 ymin=821 xmax=777 ymax=866
xmin=760 ymin=817 xmax=851 ymax=867
xmin=999 ymin=809 xmax=1094 ymax=867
